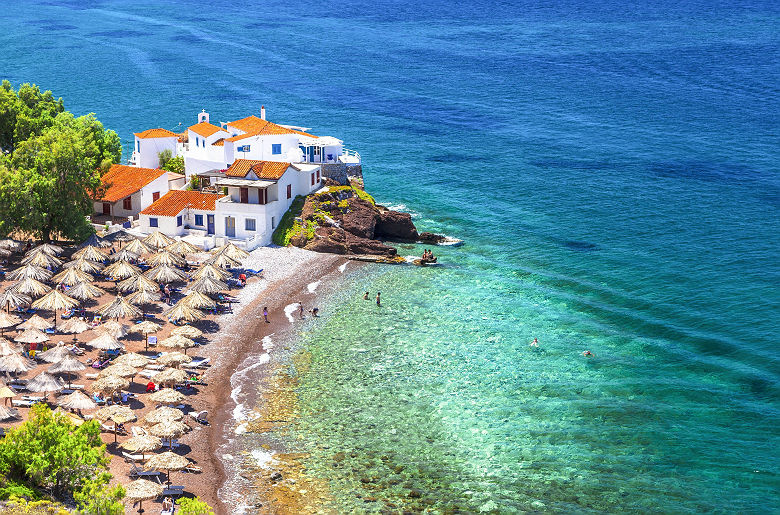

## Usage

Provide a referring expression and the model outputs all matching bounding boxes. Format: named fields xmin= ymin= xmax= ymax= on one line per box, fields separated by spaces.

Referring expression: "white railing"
xmin=340 ymin=148 xmax=361 ymax=164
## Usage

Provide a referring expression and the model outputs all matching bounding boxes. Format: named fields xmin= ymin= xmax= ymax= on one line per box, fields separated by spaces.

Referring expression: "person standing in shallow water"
xmin=376 ymin=292 xmax=381 ymax=306
xmin=299 ymin=302 xmax=305 ymax=319
xmin=363 ymin=291 xmax=369 ymax=300
xmin=263 ymin=306 xmax=269 ymax=323
xmin=530 ymin=337 xmax=539 ymax=347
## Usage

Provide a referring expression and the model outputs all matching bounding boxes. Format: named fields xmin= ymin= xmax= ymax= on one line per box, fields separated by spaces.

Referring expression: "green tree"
xmin=162 ymin=155 xmax=185 ymax=175
xmin=178 ymin=497 xmax=215 ymax=515
xmin=0 ymin=404 xmax=109 ymax=498
xmin=73 ymin=473 xmax=125 ymax=515
xmin=0 ymin=81 xmax=64 ymax=154
xmin=158 ymin=148 xmax=173 ymax=169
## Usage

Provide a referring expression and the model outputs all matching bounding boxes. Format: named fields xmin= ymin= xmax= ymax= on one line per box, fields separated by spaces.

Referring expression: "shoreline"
xmin=191 ymin=247 xmax=347 ymax=514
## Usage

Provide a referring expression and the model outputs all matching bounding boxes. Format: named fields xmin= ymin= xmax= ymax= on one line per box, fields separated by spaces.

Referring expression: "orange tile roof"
xmin=188 ymin=122 xmax=227 ymax=138
xmin=134 ymin=128 xmax=178 ymax=139
xmin=98 ymin=165 xmax=167 ymax=203
xmin=212 ymin=138 xmax=225 ymax=147
xmin=224 ymin=159 xmax=291 ymax=180
xmin=141 ymin=191 xmax=222 ymax=217
xmin=226 ymin=116 xmax=317 ymax=142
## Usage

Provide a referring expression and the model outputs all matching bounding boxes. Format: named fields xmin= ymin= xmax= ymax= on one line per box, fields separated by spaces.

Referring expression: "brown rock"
xmin=304 ymin=227 xmax=347 ymax=254
xmin=343 ymin=198 xmax=380 ymax=239
xmin=345 ymin=232 xmax=397 ymax=256
xmin=418 ymin=231 xmax=445 ymax=244
xmin=375 ymin=210 xmax=418 ymax=241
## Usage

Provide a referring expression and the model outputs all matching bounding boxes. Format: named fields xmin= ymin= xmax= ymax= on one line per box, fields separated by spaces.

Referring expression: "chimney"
xmin=260 ymin=105 xmax=266 ymax=120
xmin=198 ymin=109 xmax=209 ymax=124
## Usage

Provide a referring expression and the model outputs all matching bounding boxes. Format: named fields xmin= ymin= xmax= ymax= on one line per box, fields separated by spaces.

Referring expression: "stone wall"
xmin=346 ymin=164 xmax=363 ymax=180
xmin=320 ymin=163 xmax=349 ymax=185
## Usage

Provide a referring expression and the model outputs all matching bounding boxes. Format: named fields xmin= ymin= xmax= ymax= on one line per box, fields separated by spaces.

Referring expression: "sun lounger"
xmin=162 ymin=485 xmax=185 ymax=497
xmin=85 ymin=372 xmax=99 ymax=379
xmin=139 ymin=370 xmax=158 ymax=379
xmin=66 ymin=345 xmax=85 ymax=355
xmin=12 ymin=399 xmax=34 ymax=408
xmin=186 ymin=357 xmax=210 ymax=368
xmin=122 ymin=451 xmax=146 ymax=463
xmin=144 ymin=364 xmax=165 ymax=371
xmin=189 ymin=410 xmax=208 ymax=424
xmin=23 ymin=395 xmax=44 ymax=402
xmin=129 ymin=463 xmax=160 ymax=479
xmin=131 ymin=426 xmax=149 ymax=437
xmin=184 ymin=464 xmax=202 ymax=473
xmin=102 ymin=423 xmax=126 ymax=435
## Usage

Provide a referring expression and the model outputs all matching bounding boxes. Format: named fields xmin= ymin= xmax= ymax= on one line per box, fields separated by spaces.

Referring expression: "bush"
xmin=73 ymin=473 xmax=125 ymax=514
xmin=0 ymin=479 xmax=41 ymax=501
xmin=162 ymin=155 xmax=185 ymax=175
xmin=157 ymin=149 xmax=173 ymax=169
xmin=272 ymin=195 xmax=305 ymax=246
xmin=178 ymin=497 xmax=215 ymax=515
xmin=3 ymin=496 xmax=69 ymax=514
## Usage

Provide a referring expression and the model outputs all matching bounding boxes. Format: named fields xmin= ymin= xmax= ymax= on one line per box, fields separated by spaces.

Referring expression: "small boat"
xmin=436 ymin=237 xmax=463 ymax=247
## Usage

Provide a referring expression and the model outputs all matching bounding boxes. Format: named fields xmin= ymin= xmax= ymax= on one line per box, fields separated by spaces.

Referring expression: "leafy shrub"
xmin=272 ymin=195 xmax=305 ymax=246
xmin=178 ymin=497 xmax=215 ymax=515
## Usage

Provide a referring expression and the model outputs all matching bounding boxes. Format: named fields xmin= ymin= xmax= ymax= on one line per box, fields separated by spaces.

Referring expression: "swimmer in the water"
xmin=530 ymin=338 xmax=539 ymax=347
xmin=582 ymin=350 xmax=593 ymax=357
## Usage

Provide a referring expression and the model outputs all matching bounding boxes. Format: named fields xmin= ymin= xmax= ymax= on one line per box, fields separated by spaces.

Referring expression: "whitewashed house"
xmin=93 ymin=165 xmax=171 ymax=220
xmin=130 ymin=129 xmax=179 ymax=169
xmin=139 ymin=190 xmax=223 ymax=237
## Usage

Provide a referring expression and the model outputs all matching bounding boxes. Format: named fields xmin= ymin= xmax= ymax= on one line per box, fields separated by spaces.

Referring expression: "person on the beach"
xmin=239 ymin=273 xmax=247 ymax=286
xmin=583 ymin=350 xmax=593 ymax=357
xmin=162 ymin=497 xmax=174 ymax=512
xmin=299 ymin=302 xmax=305 ymax=319
xmin=530 ymin=338 xmax=539 ymax=347
xmin=263 ymin=306 xmax=269 ymax=323
xmin=376 ymin=292 xmax=381 ymax=306
xmin=363 ymin=291 xmax=370 ymax=300
xmin=310 ymin=307 xmax=319 ymax=317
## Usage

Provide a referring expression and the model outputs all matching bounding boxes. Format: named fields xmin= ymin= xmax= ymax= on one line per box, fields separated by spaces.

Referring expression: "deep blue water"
xmin=2 ymin=1 xmax=778 ymax=512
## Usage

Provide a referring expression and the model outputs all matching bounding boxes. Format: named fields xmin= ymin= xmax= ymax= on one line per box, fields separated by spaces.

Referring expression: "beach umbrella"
xmin=14 ymin=328 xmax=49 ymax=344
xmin=52 ymin=267 xmax=94 ymax=286
xmin=142 ymin=231 xmax=175 ymax=249
xmin=0 ymin=338 xmax=21 ymax=356
xmin=10 ymin=277 xmax=52 ymax=298
xmin=155 ymin=352 xmax=192 ymax=368
xmin=95 ymin=403 xmax=136 ymax=443
xmin=0 ymin=290 xmax=31 ymax=312
xmin=145 ymin=265 xmax=187 ymax=284
xmin=103 ymin=260 xmax=141 ymax=280
xmin=127 ymin=289 xmax=160 ymax=317
xmin=0 ymin=312 xmax=22 ymax=333
xmin=26 ymin=371 xmax=64 ymax=399
xmin=92 ymin=376 xmax=130 ymax=397
xmin=118 ymin=274 xmax=159 ymax=294
xmin=56 ymin=390 xmax=97 ymax=411
xmin=120 ymin=435 xmax=162 ymax=460
xmin=0 ymin=239 xmax=19 ymax=251
xmin=191 ymin=263 xmax=231 ymax=281
xmin=124 ymin=478 xmax=164 ymax=513
xmin=79 ymin=233 xmax=111 ymax=249
xmin=72 ymin=245 xmax=107 ymax=263
xmin=167 ymin=239 xmax=200 ymax=255
xmin=148 ymin=387 xmax=185 ymax=405
xmin=38 ymin=343 xmax=73 ymax=363
xmin=123 ymin=238 xmax=152 ymax=255
xmin=104 ymin=230 xmax=136 ymax=244
xmin=212 ymin=242 xmax=249 ymax=261
xmin=0 ymin=385 xmax=17 ymax=406
xmin=67 ymin=281 xmax=105 ymax=302
xmin=97 ymin=296 xmax=142 ymax=320
xmin=0 ymin=354 xmax=35 ymax=374
xmin=65 ymin=257 xmax=105 ymax=274
xmin=97 ymin=320 xmax=129 ymax=338
xmin=163 ymin=302 xmax=203 ymax=324
xmin=113 ymin=352 xmax=150 ymax=368
xmin=128 ymin=320 xmax=162 ymax=352
xmin=59 ymin=317 xmax=91 ymax=336
xmin=147 ymin=251 xmax=185 ymax=267
xmin=179 ymin=291 xmax=215 ymax=310
xmin=158 ymin=334 xmax=196 ymax=355
xmin=144 ymin=406 xmax=184 ymax=425
xmin=144 ymin=450 xmax=189 ymax=484
xmin=48 ymin=354 xmax=87 ymax=388
xmin=21 ymin=251 xmax=62 ymax=268
xmin=29 ymin=243 xmax=63 ymax=256
xmin=206 ymin=252 xmax=239 ymax=269
xmin=148 ymin=420 xmax=189 ymax=449
xmin=32 ymin=290 xmax=79 ymax=330
xmin=170 ymin=325 xmax=203 ymax=339
xmin=6 ymin=264 xmax=53 ymax=282
xmin=0 ymin=404 xmax=19 ymax=421
xmin=87 ymin=332 xmax=124 ymax=351
xmin=98 ymin=363 xmax=138 ymax=381
xmin=152 ymin=367 xmax=189 ymax=386
xmin=109 ymin=248 xmax=140 ymax=263
xmin=19 ymin=314 xmax=54 ymax=331
xmin=186 ymin=276 xmax=228 ymax=294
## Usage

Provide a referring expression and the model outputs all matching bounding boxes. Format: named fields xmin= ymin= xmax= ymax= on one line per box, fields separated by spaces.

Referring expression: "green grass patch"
xmin=352 ymin=185 xmax=375 ymax=204
xmin=272 ymin=196 xmax=306 ymax=246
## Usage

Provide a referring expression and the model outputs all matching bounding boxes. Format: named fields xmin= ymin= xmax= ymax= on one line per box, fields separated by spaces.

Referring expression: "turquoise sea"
xmin=2 ymin=0 xmax=778 ymax=512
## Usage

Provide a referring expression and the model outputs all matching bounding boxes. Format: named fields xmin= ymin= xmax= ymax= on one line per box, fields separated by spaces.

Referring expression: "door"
xmin=207 ymin=215 xmax=215 ymax=235
xmin=225 ymin=217 xmax=235 ymax=238
xmin=240 ymin=188 xmax=249 ymax=204
xmin=152 ymin=191 xmax=160 ymax=202
xmin=102 ymin=203 xmax=110 ymax=216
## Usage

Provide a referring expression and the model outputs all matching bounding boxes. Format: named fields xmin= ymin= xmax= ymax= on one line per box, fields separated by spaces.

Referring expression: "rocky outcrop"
xmin=375 ymin=209 xmax=418 ymax=241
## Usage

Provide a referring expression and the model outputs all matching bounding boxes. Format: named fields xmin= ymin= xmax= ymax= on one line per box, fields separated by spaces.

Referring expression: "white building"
xmin=131 ymin=129 xmax=179 ymax=169
xmin=139 ymin=190 xmax=223 ymax=237
xmin=94 ymin=164 xmax=172 ymax=220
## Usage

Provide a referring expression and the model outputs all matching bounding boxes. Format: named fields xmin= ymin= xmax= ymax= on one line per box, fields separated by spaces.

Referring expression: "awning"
xmin=298 ymin=136 xmax=342 ymax=147
xmin=215 ymin=178 xmax=275 ymax=188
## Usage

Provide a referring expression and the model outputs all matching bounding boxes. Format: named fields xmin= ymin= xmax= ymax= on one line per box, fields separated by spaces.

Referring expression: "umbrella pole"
xmin=137 ymin=499 xmax=143 ymax=515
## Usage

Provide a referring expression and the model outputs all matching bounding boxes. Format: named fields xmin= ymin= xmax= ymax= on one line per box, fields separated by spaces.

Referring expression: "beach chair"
xmin=61 ymin=309 xmax=74 ymax=320
xmin=129 ymin=462 xmax=160 ymax=479
xmin=162 ymin=485 xmax=185 ymax=497
xmin=184 ymin=463 xmax=202 ymax=474
xmin=122 ymin=451 xmax=146 ymax=463
xmin=85 ymin=372 xmax=99 ymax=380
xmin=90 ymin=315 xmax=102 ymax=326
xmin=66 ymin=344 xmax=85 ymax=355
xmin=12 ymin=399 xmax=34 ymax=408
xmin=189 ymin=410 xmax=208 ymax=424
xmin=131 ymin=426 xmax=149 ymax=437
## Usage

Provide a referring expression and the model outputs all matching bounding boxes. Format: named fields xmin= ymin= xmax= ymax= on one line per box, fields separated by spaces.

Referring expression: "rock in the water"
xmin=345 ymin=232 xmax=397 ymax=256
xmin=375 ymin=209 xmax=418 ymax=241
xmin=418 ymin=232 xmax=445 ymax=244
xmin=343 ymin=198 xmax=379 ymax=239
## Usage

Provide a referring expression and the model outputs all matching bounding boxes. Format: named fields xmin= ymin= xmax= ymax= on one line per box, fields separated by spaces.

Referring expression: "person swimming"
xmin=530 ymin=337 xmax=539 ymax=347
xmin=582 ymin=350 xmax=593 ymax=357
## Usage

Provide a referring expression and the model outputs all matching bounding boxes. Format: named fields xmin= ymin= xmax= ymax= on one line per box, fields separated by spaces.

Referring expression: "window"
xmin=195 ymin=137 xmax=199 ymax=147
xmin=123 ymin=197 xmax=131 ymax=210
xmin=195 ymin=214 xmax=203 ymax=226
xmin=272 ymin=143 xmax=282 ymax=155
xmin=245 ymin=218 xmax=256 ymax=231
xmin=316 ymin=170 xmax=320 ymax=183
xmin=149 ymin=218 xmax=158 ymax=228
xmin=286 ymin=184 xmax=292 ymax=199
xmin=311 ymin=173 xmax=315 ymax=186
xmin=152 ymin=191 xmax=160 ymax=202
xmin=177 ymin=215 xmax=183 ymax=227
xmin=271 ymin=216 xmax=276 ymax=229
xmin=136 ymin=140 xmax=140 ymax=152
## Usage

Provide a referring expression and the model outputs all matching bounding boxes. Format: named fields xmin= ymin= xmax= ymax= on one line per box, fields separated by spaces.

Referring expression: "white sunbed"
xmin=122 ymin=451 xmax=146 ymax=463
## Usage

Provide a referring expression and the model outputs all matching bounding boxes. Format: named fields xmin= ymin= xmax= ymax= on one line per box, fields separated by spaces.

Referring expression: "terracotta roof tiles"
xmin=224 ymin=159 xmax=290 ymax=180
xmin=225 ymin=116 xmax=316 ymax=142
xmin=134 ymin=128 xmax=178 ymax=139
xmin=140 ymin=191 xmax=222 ymax=217
xmin=98 ymin=165 xmax=167 ymax=203
xmin=188 ymin=122 xmax=227 ymax=138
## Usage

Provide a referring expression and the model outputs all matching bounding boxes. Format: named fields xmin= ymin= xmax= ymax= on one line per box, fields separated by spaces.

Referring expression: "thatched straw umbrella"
xmin=48 ymin=354 xmax=87 ymax=388
xmin=15 ymin=328 xmax=49 ymax=345
xmin=159 ymin=334 xmax=196 ymax=355
xmin=186 ymin=276 xmax=228 ymax=294
xmin=145 ymin=265 xmax=186 ymax=284
xmin=52 ymin=267 xmax=93 ymax=286
xmin=144 ymin=406 xmax=184 ymax=425
xmin=32 ymin=289 xmax=79 ymax=330
xmin=72 ymin=245 xmax=107 ymax=263
xmin=6 ymin=264 xmax=53 ymax=282
xmin=0 ymin=404 xmax=19 ymax=421
xmin=124 ymin=478 xmax=164 ymax=514
xmin=92 ymin=376 xmax=130 ymax=397
xmin=67 ymin=281 xmax=105 ymax=302
xmin=191 ymin=263 xmax=231 ymax=281
xmin=0 ymin=239 xmax=19 ymax=251
xmin=57 ymin=390 xmax=96 ymax=412
xmin=118 ymin=274 xmax=158 ymax=294
xmin=171 ymin=325 xmax=203 ymax=339
xmin=104 ymin=230 xmax=136 ymax=244
xmin=0 ymin=385 xmax=17 ymax=406
xmin=147 ymin=251 xmax=185 ymax=267
xmin=0 ymin=312 xmax=21 ymax=334
xmin=59 ymin=317 xmax=91 ymax=337
xmin=38 ymin=343 xmax=72 ymax=363
xmin=148 ymin=388 xmax=185 ymax=405
xmin=10 ymin=277 xmax=52 ymax=298
xmin=104 ymin=260 xmax=141 ymax=281
xmin=142 ymin=231 xmax=175 ymax=249
xmin=95 ymin=403 xmax=136 ymax=443
xmin=212 ymin=242 xmax=249 ymax=261
xmin=64 ymin=257 xmax=105 ymax=274
xmin=120 ymin=435 xmax=162 ymax=461
xmin=21 ymin=251 xmax=62 ymax=268
xmin=163 ymin=302 xmax=203 ymax=325
xmin=113 ymin=352 xmax=150 ymax=368
xmin=30 ymin=243 xmax=63 ymax=256
xmin=98 ymin=320 xmax=129 ymax=338
xmin=0 ymin=338 xmax=21 ymax=356
xmin=206 ymin=252 xmax=239 ymax=269
xmin=97 ymin=296 xmax=142 ymax=320
xmin=0 ymin=354 xmax=35 ymax=374
xmin=180 ymin=291 xmax=215 ymax=310
xmin=123 ymin=238 xmax=152 ymax=256
xmin=99 ymin=363 xmax=138 ymax=383
xmin=167 ymin=239 xmax=200 ymax=256
xmin=152 ymin=368 xmax=189 ymax=386
xmin=19 ymin=314 xmax=53 ymax=331
xmin=127 ymin=289 xmax=160 ymax=318
xmin=26 ymin=371 xmax=64 ymax=400
xmin=128 ymin=321 xmax=161 ymax=352
xmin=0 ymin=290 xmax=31 ymax=312
xmin=87 ymin=332 xmax=124 ymax=351
xmin=79 ymin=233 xmax=111 ymax=249
xmin=155 ymin=352 xmax=192 ymax=368
xmin=148 ymin=419 xmax=189 ymax=448
xmin=144 ymin=450 xmax=189 ymax=484
xmin=109 ymin=248 xmax=140 ymax=263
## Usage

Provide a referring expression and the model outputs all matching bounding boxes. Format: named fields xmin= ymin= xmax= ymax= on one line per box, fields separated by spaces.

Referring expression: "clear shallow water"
xmin=2 ymin=0 xmax=779 ymax=512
